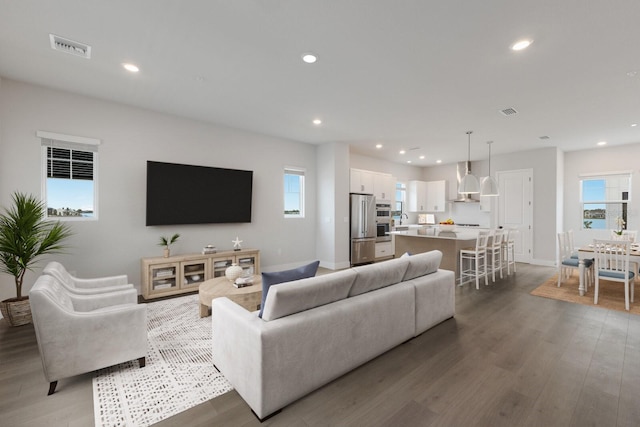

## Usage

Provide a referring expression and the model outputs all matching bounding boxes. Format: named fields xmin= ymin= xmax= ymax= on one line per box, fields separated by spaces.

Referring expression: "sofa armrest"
xmin=69 ymin=288 xmax=138 ymax=312
xmin=212 ymin=298 xmax=266 ymax=413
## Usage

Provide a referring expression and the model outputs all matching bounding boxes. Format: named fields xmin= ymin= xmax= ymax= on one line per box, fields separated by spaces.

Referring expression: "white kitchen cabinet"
xmin=350 ymin=168 xmax=374 ymax=194
xmin=375 ymin=241 xmax=393 ymax=260
xmin=374 ymin=173 xmax=395 ymax=202
xmin=425 ymin=180 xmax=446 ymax=212
xmin=408 ymin=180 xmax=427 ymax=212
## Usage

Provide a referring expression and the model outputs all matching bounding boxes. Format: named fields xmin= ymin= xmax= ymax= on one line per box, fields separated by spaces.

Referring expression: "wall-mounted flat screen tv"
xmin=146 ymin=161 xmax=253 ymax=226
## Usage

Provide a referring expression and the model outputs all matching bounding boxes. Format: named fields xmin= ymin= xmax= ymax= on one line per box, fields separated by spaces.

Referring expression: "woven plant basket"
xmin=0 ymin=298 xmax=32 ymax=327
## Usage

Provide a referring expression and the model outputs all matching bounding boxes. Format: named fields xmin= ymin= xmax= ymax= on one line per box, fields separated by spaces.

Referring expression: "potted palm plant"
xmin=0 ymin=192 xmax=72 ymax=326
xmin=158 ymin=233 xmax=180 ymax=257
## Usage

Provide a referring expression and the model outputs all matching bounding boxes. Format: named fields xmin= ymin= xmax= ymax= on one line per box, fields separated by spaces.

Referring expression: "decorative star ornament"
xmin=232 ymin=236 xmax=243 ymax=250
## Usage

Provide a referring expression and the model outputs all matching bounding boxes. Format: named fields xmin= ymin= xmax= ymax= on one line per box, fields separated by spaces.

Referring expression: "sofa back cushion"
xmin=403 ymin=250 xmax=443 ymax=281
xmin=259 ymin=260 xmax=320 ymax=318
xmin=348 ymin=257 xmax=410 ymax=297
xmin=261 ymin=268 xmax=357 ymax=321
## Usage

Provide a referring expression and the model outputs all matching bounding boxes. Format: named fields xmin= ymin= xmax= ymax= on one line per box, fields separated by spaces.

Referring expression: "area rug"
xmin=92 ymin=294 xmax=233 ymax=427
xmin=531 ymin=273 xmax=640 ymax=315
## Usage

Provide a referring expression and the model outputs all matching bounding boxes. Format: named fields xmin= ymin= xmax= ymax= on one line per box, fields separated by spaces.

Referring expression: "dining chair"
xmin=567 ymin=229 xmax=579 ymax=259
xmin=558 ymin=231 xmax=593 ymax=288
xmin=593 ymin=239 xmax=635 ymax=310
xmin=486 ymin=229 xmax=505 ymax=282
xmin=459 ymin=230 xmax=490 ymax=289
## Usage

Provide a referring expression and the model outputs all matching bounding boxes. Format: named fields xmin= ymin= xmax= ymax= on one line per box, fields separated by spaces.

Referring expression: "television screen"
xmin=146 ymin=161 xmax=253 ymax=226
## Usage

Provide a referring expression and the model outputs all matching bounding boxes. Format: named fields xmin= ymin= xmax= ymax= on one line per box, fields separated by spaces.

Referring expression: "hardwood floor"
xmin=2 ymin=263 xmax=639 ymax=426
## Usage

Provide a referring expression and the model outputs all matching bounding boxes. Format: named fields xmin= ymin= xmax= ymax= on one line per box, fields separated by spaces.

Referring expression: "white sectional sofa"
xmin=211 ymin=250 xmax=455 ymax=421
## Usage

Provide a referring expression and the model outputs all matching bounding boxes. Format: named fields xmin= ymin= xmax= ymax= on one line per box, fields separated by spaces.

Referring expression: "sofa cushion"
xmin=259 ymin=261 xmax=320 ymax=318
xmin=349 ymin=257 xmax=410 ymax=297
xmin=402 ymin=250 xmax=443 ymax=281
xmin=261 ymin=268 xmax=357 ymax=321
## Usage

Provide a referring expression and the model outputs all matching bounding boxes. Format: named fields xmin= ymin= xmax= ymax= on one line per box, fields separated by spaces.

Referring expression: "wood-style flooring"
xmin=2 ymin=263 xmax=639 ymax=427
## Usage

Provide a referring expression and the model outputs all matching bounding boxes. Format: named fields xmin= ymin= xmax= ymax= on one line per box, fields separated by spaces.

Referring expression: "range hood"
xmin=450 ymin=161 xmax=479 ymax=203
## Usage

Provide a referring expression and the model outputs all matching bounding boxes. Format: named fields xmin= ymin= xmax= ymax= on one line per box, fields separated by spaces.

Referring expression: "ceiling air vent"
xmin=539 ymin=135 xmax=550 ymax=140
xmin=49 ymin=34 xmax=91 ymax=59
xmin=499 ymin=107 xmax=518 ymax=116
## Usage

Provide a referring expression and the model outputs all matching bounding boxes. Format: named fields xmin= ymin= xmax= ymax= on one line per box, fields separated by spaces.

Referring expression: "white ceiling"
xmin=1 ymin=0 xmax=639 ymax=166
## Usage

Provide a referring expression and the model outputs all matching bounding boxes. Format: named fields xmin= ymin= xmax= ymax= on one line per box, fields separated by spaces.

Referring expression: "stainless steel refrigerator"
xmin=350 ymin=193 xmax=376 ymax=265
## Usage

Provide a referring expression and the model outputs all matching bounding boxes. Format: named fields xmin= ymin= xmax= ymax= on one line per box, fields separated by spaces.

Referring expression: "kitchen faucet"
xmin=399 ymin=213 xmax=408 ymax=225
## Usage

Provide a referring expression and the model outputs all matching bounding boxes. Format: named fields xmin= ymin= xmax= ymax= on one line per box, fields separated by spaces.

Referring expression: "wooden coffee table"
xmin=198 ymin=275 xmax=262 ymax=317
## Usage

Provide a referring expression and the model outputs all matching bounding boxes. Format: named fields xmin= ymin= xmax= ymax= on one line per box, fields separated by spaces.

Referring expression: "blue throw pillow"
xmin=258 ymin=260 xmax=320 ymax=318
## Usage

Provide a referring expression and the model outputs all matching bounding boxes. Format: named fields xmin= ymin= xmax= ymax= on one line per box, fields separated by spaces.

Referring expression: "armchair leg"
xmin=138 ymin=357 xmax=146 ymax=368
xmin=48 ymin=381 xmax=58 ymax=395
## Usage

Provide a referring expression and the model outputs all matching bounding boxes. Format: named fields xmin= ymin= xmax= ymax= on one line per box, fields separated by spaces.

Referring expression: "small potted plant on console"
xmin=159 ymin=233 xmax=180 ymax=257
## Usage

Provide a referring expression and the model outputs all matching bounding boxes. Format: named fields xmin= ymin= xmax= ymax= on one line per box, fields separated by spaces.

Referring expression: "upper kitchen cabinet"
xmin=350 ymin=169 xmax=395 ymax=203
xmin=408 ymin=180 xmax=446 ymax=212
xmin=373 ymin=173 xmax=395 ymax=202
xmin=425 ymin=180 xmax=446 ymax=212
xmin=408 ymin=180 xmax=427 ymax=212
xmin=350 ymin=168 xmax=374 ymax=194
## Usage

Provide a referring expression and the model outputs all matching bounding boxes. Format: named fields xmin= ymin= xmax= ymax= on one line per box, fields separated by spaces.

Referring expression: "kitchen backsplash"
xmin=439 ymin=202 xmax=490 ymax=227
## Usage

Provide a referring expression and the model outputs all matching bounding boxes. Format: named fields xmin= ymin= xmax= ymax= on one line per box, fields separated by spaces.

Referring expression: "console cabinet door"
xmin=147 ymin=262 xmax=180 ymax=297
xmin=181 ymin=259 xmax=208 ymax=290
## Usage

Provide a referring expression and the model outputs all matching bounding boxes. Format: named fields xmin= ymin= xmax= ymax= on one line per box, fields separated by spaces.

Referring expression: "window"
xmin=284 ymin=167 xmax=305 ymax=218
xmin=39 ymin=131 xmax=100 ymax=220
xmin=580 ymin=172 xmax=631 ymax=230
xmin=393 ymin=181 xmax=406 ymax=220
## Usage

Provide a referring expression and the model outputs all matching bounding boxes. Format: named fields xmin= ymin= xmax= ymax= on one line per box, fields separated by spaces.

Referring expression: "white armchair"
xmin=42 ymin=261 xmax=134 ymax=295
xmin=29 ymin=274 xmax=147 ymax=395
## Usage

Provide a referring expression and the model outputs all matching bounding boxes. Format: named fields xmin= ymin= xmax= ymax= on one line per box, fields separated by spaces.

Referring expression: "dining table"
xmin=577 ymin=244 xmax=640 ymax=296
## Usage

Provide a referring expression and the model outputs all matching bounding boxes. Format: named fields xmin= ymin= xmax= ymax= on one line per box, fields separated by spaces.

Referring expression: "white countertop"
xmin=388 ymin=229 xmax=478 ymax=240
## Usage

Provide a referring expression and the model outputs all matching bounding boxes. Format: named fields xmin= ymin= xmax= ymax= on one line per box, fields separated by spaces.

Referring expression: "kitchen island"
xmin=390 ymin=229 xmax=478 ymax=280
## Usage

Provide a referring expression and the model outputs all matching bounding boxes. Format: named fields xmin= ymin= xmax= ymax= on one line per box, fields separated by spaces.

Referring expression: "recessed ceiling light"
xmin=632 ymin=123 xmax=638 ymax=127
xmin=375 ymin=144 xmax=383 ymax=149
xmin=407 ymin=160 xmax=412 ymax=164
xmin=597 ymin=141 xmax=607 ymax=146
xmin=122 ymin=63 xmax=139 ymax=73
xmin=436 ymin=159 xmax=442 ymax=164
xmin=511 ymin=39 xmax=533 ymax=51
xmin=419 ymin=155 xmax=425 ymax=159
xmin=399 ymin=150 xmax=406 ymax=155
xmin=312 ymin=119 xmax=322 ymax=125
xmin=302 ymin=53 xmax=317 ymax=64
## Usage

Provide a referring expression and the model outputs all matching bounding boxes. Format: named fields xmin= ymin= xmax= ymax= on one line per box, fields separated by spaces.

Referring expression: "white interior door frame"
xmin=496 ymin=169 xmax=533 ymax=264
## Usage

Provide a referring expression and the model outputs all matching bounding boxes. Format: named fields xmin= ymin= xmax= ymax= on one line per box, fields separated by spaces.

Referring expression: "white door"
xmin=497 ymin=169 xmax=532 ymax=263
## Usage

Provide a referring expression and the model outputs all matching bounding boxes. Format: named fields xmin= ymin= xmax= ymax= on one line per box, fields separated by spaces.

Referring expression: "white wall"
xmin=0 ymin=78 xmax=319 ymax=300
xmin=564 ymin=143 xmax=640 ymax=249
xmin=316 ymin=142 xmax=350 ymax=270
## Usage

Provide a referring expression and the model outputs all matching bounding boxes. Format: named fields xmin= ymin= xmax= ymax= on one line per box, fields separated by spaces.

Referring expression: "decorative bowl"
xmin=439 ymin=224 xmax=456 ymax=231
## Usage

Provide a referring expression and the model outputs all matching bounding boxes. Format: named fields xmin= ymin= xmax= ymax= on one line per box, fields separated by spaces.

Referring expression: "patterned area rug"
xmin=531 ymin=273 xmax=640 ymax=315
xmin=92 ymin=294 xmax=233 ymax=426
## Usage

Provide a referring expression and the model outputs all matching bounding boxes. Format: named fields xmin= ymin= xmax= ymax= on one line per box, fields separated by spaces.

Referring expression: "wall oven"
xmin=376 ymin=203 xmax=392 ymax=242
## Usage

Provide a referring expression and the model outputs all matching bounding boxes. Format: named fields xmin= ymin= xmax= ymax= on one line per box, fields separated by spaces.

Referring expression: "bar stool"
xmin=487 ymin=229 xmax=505 ymax=282
xmin=501 ymin=228 xmax=517 ymax=275
xmin=460 ymin=230 xmax=490 ymax=289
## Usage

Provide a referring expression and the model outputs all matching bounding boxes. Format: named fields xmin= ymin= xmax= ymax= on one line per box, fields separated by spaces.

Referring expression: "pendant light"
xmin=480 ymin=141 xmax=499 ymax=196
xmin=459 ymin=131 xmax=480 ymax=194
